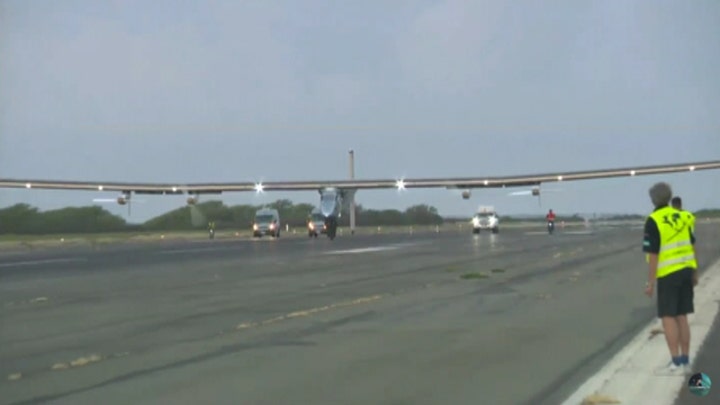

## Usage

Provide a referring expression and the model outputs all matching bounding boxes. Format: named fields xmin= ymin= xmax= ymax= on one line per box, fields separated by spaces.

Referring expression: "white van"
xmin=307 ymin=207 xmax=326 ymax=237
xmin=252 ymin=208 xmax=281 ymax=238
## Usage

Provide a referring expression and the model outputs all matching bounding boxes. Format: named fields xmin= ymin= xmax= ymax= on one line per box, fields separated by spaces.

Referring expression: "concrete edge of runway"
xmin=560 ymin=257 xmax=720 ymax=405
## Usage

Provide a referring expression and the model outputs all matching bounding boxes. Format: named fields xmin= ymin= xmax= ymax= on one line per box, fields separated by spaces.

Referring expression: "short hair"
xmin=671 ymin=196 xmax=682 ymax=209
xmin=649 ymin=182 xmax=673 ymax=207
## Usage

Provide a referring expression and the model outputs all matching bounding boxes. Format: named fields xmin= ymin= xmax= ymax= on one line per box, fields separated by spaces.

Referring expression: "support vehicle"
xmin=472 ymin=206 xmax=499 ymax=234
xmin=252 ymin=208 xmax=281 ymax=238
xmin=307 ymin=207 xmax=327 ymax=237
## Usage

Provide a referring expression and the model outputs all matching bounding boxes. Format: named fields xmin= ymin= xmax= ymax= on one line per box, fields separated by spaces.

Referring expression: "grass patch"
xmin=490 ymin=268 xmax=505 ymax=273
xmin=460 ymin=272 xmax=489 ymax=280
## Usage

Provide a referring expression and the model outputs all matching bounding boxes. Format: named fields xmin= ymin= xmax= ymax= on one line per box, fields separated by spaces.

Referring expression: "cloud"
xmin=1 ymin=0 xmax=719 ymax=219
xmin=395 ymin=0 xmax=509 ymax=97
xmin=1 ymin=1 xmax=302 ymax=137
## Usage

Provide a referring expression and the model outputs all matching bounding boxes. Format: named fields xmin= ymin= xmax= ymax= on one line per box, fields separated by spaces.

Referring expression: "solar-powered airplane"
xmin=1 ymin=159 xmax=719 ymax=239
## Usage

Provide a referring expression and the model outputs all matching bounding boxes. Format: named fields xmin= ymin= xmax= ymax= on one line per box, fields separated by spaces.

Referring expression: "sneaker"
xmin=654 ymin=361 xmax=685 ymax=376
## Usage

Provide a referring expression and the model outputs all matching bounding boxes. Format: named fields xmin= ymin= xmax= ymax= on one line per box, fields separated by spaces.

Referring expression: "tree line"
xmin=2 ymin=202 xmax=717 ymax=235
xmin=0 ymin=200 xmax=445 ymax=235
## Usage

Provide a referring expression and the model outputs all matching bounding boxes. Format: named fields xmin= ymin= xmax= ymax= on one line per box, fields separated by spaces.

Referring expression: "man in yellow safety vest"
xmin=643 ymin=182 xmax=698 ymax=376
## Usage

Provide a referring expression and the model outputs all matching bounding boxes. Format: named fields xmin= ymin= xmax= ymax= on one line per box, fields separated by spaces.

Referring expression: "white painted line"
xmin=0 ymin=258 xmax=88 ymax=268
xmin=561 ymin=257 xmax=720 ymax=405
xmin=389 ymin=242 xmax=430 ymax=248
xmin=324 ymin=246 xmax=400 ymax=255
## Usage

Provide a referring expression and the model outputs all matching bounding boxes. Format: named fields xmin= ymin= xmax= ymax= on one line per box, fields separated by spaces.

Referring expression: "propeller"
xmin=507 ymin=185 xmax=564 ymax=207
xmin=92 ymin=194 xmax=145 ymax=216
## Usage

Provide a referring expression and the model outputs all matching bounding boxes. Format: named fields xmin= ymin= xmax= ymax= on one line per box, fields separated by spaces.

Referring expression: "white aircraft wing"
xmin=0 ymin=160 xmax=718 ymax=195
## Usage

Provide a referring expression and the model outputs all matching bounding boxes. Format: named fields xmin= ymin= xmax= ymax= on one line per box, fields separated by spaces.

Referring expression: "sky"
xmin=1 ymin=0 xmax=719 ymax=223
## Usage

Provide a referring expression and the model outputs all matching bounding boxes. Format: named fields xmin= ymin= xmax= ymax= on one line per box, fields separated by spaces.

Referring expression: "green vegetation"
xmin=1 ymin=200 xmax=715 ymax=236
xmin=696 ymin=209 xmax=720 ymax=218
xmin=445 ymin=215 xmax=588 ymax=224
xmin=0 ymin=200 xmax=443 ymax=235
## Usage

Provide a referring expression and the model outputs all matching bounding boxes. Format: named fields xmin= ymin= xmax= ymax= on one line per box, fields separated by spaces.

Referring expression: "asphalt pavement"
xmin=2 ymin=223 xmax=719 ymax=405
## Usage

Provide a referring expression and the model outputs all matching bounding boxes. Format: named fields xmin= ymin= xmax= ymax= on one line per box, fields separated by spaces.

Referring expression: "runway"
xmin=2 ymin=224 xmax=719 ymax=405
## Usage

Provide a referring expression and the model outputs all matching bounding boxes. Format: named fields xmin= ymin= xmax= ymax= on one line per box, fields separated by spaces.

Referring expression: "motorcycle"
xmin=547 ymin=221 xmax=555 ymax=234
xmin=208 ymin=228 xmax=215 ymax=239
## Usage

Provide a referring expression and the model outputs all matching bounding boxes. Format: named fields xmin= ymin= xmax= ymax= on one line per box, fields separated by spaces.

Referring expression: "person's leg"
xmin=658 ymin=275 xmax=682 ymax=365
xmin=677 ymin=315 xmax=690 ymax=359
xmin=677 ymin=268 xmax=695 ymax=366
xmin=662 ymin=317 xmax=681 ymax=359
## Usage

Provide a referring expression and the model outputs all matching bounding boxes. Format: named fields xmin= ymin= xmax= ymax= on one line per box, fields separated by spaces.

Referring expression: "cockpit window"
xmin=311 ymin=213 xmax=324 ymax=221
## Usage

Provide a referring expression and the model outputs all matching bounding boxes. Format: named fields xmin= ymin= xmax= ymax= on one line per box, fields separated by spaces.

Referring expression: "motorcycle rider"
xmin=546 ymin=209 xmax=556 ymax=223
xmin=546 ymin=209 xmax=556 ymax=233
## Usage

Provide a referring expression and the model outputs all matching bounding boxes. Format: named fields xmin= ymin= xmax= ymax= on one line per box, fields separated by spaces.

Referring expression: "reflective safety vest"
xmin=683 ymin=210 xmax=696 ymax=232
xmin=648 ymin=206 xmax=697 ymax=278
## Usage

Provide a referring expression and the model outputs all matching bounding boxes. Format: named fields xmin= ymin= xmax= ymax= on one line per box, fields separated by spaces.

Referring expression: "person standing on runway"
xmin=643 ymin=182 xmax=698 ymax=375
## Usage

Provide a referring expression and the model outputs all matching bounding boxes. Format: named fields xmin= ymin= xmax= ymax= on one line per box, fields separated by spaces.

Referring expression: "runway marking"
xmin=236 ymin=294 xmax=384 ymax=331
xmin=5 ymin=296 xmax=51 ymax=308
xmin=323 ymin=242 xmax=426 ymax=256
xmin=323 ymin=246 xmax=399 ymax=255
xmin=49 ymin=354 xmax=104 ymax=372
xmin=0 ymin=258 xmax=87 ymax=268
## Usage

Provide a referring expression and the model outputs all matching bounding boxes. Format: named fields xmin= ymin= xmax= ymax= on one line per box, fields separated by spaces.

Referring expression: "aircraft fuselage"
xmin=319 ymin=187 xmax=342 ymax=218
xmin=319 ymin=187 xmax=345 ymax=239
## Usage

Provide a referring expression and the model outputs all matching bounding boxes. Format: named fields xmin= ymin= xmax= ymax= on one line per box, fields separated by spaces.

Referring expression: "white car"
xmin=472 ymin=210 xmax=499 ymax=234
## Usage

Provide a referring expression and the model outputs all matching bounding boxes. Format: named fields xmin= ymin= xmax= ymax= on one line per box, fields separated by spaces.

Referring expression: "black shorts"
xmin=657 ymin=268 xmax=695 ymax=318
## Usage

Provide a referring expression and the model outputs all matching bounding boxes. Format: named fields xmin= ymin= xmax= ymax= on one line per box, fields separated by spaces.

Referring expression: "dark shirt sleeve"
xmin=690 ymin=227 xmax=696 ymax=245
xmin=643 ymin=217 xmax=660 ymax=254
xmin=688 ymin=213 xmax=696 ymax=245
